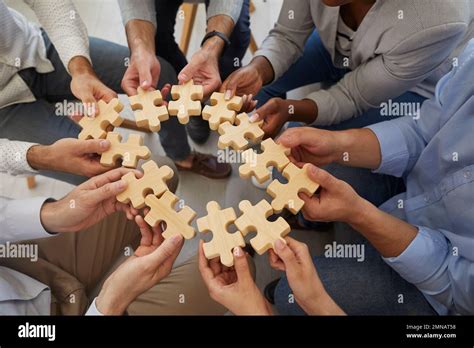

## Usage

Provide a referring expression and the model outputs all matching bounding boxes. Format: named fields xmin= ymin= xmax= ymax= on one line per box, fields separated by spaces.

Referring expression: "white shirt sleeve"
xmin=85 ymin=297 xmax=104 ymax=316
xmin=0 ymin=139 xmax=38 ymax=176
xmin=0 ymin=196 xmax=54 ymax=243
xmin=24 ymin=0 xmax=91 ymax=72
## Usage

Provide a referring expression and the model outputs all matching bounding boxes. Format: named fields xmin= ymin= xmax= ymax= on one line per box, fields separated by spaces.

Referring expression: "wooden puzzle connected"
xmin=202 ymin=92 xmax=243 ymax=130
xmin=78 ymin=98 xmax=124 ymax=140
xmin=129 ymin=87 xmax=169 ymax=132
xmin=217 ymin=113 xmax=264 ymax=150
xmin=116 ymin=160 xmax=174 ymax=209
xmin=168 ymin=79 xmax=204 ymax=124
xmin=144 ymin=191 xmax=197 ymax=240
xmin=197 ymin=201 xmax=245 ymax=267
xmin=267 ymin=163 xmax=320 ymax=214
xmin=239 ymin=138 xmax=291 ymax=184
xmin=100 ymin=132 xmax=151 ymax=168
xmin=235 ymin=200 xmax=291 ymax=255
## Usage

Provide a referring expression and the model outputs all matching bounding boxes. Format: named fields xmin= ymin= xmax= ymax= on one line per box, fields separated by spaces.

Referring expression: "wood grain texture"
xmin=217 ymin=113 xmax=264 ymax=150
xmin=168 ymin=79 xmax=203 ymax=124
xmin=202 ymin=92 xmax=243 ymax=130
xmin=100 ymin=132 xmax=151 ymax=168
xmin=78 ymin=98 xmax=124 ymax=140
xmin=129 ymin=87 xmax=169 ymax=132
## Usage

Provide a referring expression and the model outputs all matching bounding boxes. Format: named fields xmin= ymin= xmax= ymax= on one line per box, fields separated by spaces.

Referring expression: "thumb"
xmin=178 ymin=62 xmax=197 ymax=84
xmin=77 ymin=139 xmax=111 ymax=155
xmin=305 ymin=164 xmax=336 ymax=189
xmin=221 ymin=76 xmax=237 ymax=101
xmin=80 ymin=94 xmax=98 ymax=117
xmin=274 ymin=239 xmax=298 ymax=272
xmin=277 ymin=127 xmax=318 ymax=149
xmin=250 ymin=99 xmax=276 ymax=123
xmin=138 ymin=64 xmax=154 ymax=90
xmin=88 ymin=179 xmax=127 ymax=205
xmin=146 ymin=234 xmax=183 ymax=266
xmin=232 ymin=246 xmax=253 ymax=284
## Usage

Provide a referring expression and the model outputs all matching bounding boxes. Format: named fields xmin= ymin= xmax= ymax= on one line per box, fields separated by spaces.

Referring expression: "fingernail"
xmin=249 ymin=113 xmax=259 ymax=123
xmin=310 ymin=164 xmax=318 ymax=174
xmin=275 ymin=239 xmax=285 ymax=251
xmin=179 ymin=73 xmax=187 ymax=81
xmin=116 ymin=180 xmax=126 ymax=190
xmin=225 ymin=90 xmax=232 ymax=100
xmin=99 ymin=140 xmax=109 ymax=149
xmin=141 ymin=80 xmax=148 ymax=87
xmin=170 ymin=234 xmax=181 ymax=244
xmin=233 ymin=246 xmax=242 ymax=257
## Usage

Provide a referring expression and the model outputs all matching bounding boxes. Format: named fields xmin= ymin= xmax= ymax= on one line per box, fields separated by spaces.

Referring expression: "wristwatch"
xmin=201 ymin=31 xmax=231 ymax=52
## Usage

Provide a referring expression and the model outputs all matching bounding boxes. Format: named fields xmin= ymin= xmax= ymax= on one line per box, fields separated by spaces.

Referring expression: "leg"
xmin=274 ymin=241 xmax=437 ymax=315
xmin=256 ymin=30 xmax=347 ymax=107
xmin=0 ymin=213 xmax=141 ymax=315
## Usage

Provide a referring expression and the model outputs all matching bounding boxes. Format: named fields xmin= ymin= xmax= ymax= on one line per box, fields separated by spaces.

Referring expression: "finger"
xmin=121 ymin=77 xmax=139 ymax=96
xmin=268 ymin=249 xmax=286 ymax=272
xmin=76 ymin=139 xmax=111 ymax=155
xmin=209 ymin=257 xmax=222 ymax=275
xmin=306 ymin=164 xmax=336 ymax=189
xmin=232 ymin=246 xmax=253 ymax=285
xmin=135 ymin=215 xmax=153 ymax=246
xmin=152 ymin=222 xmax=164 ymax=245
xmin=87 ymin=180 xmax=128 ymax=206
xmin=161 ymin=84 xmax=171 ymax=101
xmin=87 ymin=167 xmax=140 ymax=189
xmin=277 ymin=127 xmax=318 ymax=149
xmin=178 ymin=62 xmax=197 ymax=84
xmin=198 ymin=240 xmax=215 ymax=284
xmin=274 ymin=239 xmax=298 ymax=272
xmin=145 ymin=234 xmax=183 ymax=266
xmin=138 ymin=64 xmax=154 ymax=90
xmin=221 ymin=76 xmax=237 ymax=100
xmin=284 ymin=236 xmax=313 ymax=264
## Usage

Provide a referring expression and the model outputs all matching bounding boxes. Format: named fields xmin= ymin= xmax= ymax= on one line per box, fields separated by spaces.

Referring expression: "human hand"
xmin=198 ymin=241 xmax=271 ymax=315
xmin=121 ymin=48 xmax=161 ymax=96
xmin=277 ymin=127 xmax=344 ymax=167
xmin=96 ymin=218 xmax=183 ymax=315
xmin=27 ymin=138 xmax=114 ymax=177
xmin=268 ymin=237 xmax=345 ymax=315
xmin=40 ymin=168 xmax=141 ymax=233
xmin=69 ymin=57 xmax=117 ymax=116
xmin=179 ymin=49 xmax=221 ymax=99
xmin=299 ymin=164 xmax=364 ymax=224
xmin=249 ymin=98 xmax=290 ymax=138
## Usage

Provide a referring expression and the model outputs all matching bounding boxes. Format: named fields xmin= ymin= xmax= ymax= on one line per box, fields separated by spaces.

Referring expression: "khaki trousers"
xmin=0 ymin=212 xmax=228 ymax=315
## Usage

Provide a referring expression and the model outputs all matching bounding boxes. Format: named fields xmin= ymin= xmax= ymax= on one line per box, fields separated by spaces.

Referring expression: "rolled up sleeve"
xmin=207 ymin=0 xmax=243 ymax=24
xmin=118 ymin=0 xmax=157 ymax=28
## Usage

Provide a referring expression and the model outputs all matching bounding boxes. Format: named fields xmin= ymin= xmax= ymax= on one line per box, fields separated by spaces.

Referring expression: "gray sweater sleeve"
xmin=207 ymin=0 xmax=244 ymax=24
xmin=117 ymin=0 xmax=157 ymax=28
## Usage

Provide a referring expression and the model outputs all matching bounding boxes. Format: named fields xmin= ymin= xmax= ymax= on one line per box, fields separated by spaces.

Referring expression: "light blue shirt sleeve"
xmin=383 ymin=227 xmax=474 ymax=315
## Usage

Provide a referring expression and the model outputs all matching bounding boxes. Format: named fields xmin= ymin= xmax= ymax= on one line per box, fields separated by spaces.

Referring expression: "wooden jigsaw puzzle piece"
xmin=239 ymin=138 xmax=291 ymax=183
xmin=197 ymin=201 xmax=245 ymax=267
xmin=116 ymin=160 xmax=174 ymax=208
xmin=100 ymin=132 xmax=151 ymax=168
xmin=78 ymin=99 xmax=124 ymax=140
xmin=234 ymin=200 xmax=290 ymax=255
xmin=267 ymin=163 xmax=320 ymax=214
xmin=217 ymin=113 xmax=264 ymax=150
xmin=144 ymin=191 xmax=196 ymax=240
xmin=168 ymin=79 xmax=203 ymax=124
xmin=129 ymin=87 xmax=169 ymax=132
xmin=202 ymin=92 xmax=243 ymax=130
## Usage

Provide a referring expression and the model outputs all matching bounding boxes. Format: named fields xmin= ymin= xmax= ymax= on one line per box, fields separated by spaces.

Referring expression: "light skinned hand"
xmin=198 ymin=241 xmax=271 ymax=315
xmin=121 ymin=48 xmax=161 ymax=96
xmin=96 ymin=219 xmax=184 ymax=315
xmin=277 ymin=127 xmax=343 ymax=167
xmin=299 ymin=164 xmax=364 ymax=224
xmin=40 ymin=167 xmax=142 ymax=233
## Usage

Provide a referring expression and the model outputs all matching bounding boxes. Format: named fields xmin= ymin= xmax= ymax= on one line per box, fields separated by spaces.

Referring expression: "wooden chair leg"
xmin=27 ymin=176 xmax=36 ymax=189
xmin=249 ymin=1 xmax=258 ymax=54
xmin=179 ymin=3 xmax=199 ymax=56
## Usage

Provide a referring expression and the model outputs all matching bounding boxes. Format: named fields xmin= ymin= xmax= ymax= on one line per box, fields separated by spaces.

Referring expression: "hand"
xmin=69 ymin=57 xmax=117 ymax=116
xmin=121 ymin=48 xmax=161 ymax=96
xmin=277 ymin=127 xmax=343 ymax=167
xmin=250 ymin=98 xmax=289 ymax=138
xmin=198 ymin=241 xmax=271 ymax=315
xmin=27 ymin=138 xmax=113 ymax=177
xmin=299 ymin=164 xmax=364 ymax=224
xmin=96 ymin=218 xmax=184 ymax=315
xmin=220 ymin=64 xmax=263 ymax=103
xmin=40 ymin=168 xmax=141 ymax=233
xmin=269 ymin=237 xmax=345 ymax=315
xmin=179 ymin=49 xmax=221 ymax=99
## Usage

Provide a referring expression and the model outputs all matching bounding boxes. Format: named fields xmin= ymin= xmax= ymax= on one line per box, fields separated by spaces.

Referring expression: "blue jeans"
xmin=274 ymin=163 xmax=437 ymax=315
xmin=257 ymin=30 xmax=428 ymax=129
xmin=0 ymin=33 xmax=189 ymax=184
xmin=154 ymin=0 xmax=251 ymax=143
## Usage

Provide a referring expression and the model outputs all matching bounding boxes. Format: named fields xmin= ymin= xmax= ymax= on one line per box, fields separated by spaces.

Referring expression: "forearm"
xmin=125 ymin=19 xmax=156 ymax=56
xmin=303 ymin=292 xmax=346 ymax=316
xmin=203 ymin=15 xmax=235 ymax=58
xmin=333 ymin=128 xmax=382 ymax=170
xmin=350 ymin=199 xmax=418 ymax=258
xmin=248 ymin=56 xmax=275 ymax=86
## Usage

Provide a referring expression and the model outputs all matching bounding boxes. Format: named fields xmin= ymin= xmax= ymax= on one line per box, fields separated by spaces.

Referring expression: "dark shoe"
xmin=264 ymin=278 xmax=281 ymax=305
xmin=175 ymin=152 xmax=232 ymax=179
xmin=186 ymin=117 xmax=210 ymax=144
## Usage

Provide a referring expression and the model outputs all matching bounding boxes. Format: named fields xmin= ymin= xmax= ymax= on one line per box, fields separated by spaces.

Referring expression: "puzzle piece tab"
xmin=267 ymin=163 xmax=320 ymax=214
xmin=168 ymin=79 xmax=203 ymax=124
xmin=197 ymin=201 xmax=245 ymax=267
xmin=202 ymin=92 xmax=243 ymax=130
xmin=100 ymin=132 xmax=151 ymax=168
xmin=234 ymin=200 xmax=291 ymax=255
xmin=129 ymin=87 xmax=169 ymax=132
xmin=144 ymin=191 xmax=196 ymax=240
xmin=217 ymin=113 xmax=264 ymax=150
xmin=116 ymin=160 xmax=174 ymax=209
xmin=78 ymin=99 xmax=124 ymax=140
xmin=239 ymin=138 xmax=291 ymax=184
